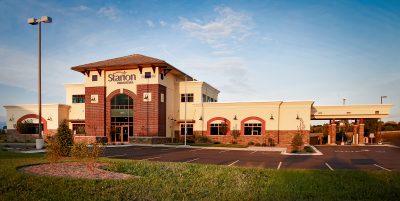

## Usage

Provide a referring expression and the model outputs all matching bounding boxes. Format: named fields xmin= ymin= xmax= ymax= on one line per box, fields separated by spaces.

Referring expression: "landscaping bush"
xmin=248 ymin=141 xmax=255 ymax=146
xmin=268 ymin=138 xmax=275 ymax=146
xmin=261 ymin=142 xmax=267 ymax=147
xmin=55 ymin=120 xmax=73 ymax=157
xmin=195 ymin=136 xmax=212 ymax=143
xmin=304 ymin=146 xmax=315 ymax=153
xmin=291 ymin=133 xmax=304 ymax=151
xmin=46 ymin=137 xmax=63 ymax=163
xmin=255 ymin=142 xmax=261 ymax=146
xmin=70 ymin=142 xmax=89 ymax=160
xmin=213 ymin=141 xmax=221 ymax=144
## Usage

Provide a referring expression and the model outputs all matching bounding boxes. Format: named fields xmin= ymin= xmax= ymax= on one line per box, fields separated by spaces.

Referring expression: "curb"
xmin=281 ymin=145 xmax=323 ymax=156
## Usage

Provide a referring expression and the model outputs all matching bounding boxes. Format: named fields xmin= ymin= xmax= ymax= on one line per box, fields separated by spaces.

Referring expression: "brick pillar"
xmin=327 ymin=124 xmax=332 ymax=144
xmin=135 ymin=84 xmax=166 ymax=137
xmin=353 ymin=124 xmax=358 ymax=144
xmin=331 ymin=124 xmax=337 ymax=145
xmin=85 ymin=86 xmax=106 ymax=137
xmin=358 ymin=124 xmax=365 ymax=145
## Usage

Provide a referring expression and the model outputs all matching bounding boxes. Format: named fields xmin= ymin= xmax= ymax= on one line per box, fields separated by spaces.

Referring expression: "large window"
xmin=72 ymin=123 xmax=85 ymax=135
xmin=210 ymin=123 xmax=228 ymax=135
xmin=180 ymin=124 xmax=193 ymax=135
xmin=72 ymin=95 xmax=85 ymax=103
xmin=244 ymin=123 xmax=262 ymax=135
xmin=110 ymin=94 xmax=134 ymax=141
xmin=181 ymin=93 xmax=194 ymax=102
xmin=16 ymin=120 xmax=43 ymax=134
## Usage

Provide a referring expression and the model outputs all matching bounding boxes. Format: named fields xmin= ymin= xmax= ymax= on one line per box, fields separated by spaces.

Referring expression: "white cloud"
xmin=179 ymin=6 xmax=253 ymax=49
xmin=159 ymin=20 xmax=167 ymax=27
xmin=97 ymin=6 xmax=120 ymax=21
xmin=76 ymin=5 xmax=89 ymax=11
xmin=146 ymin=20 xmax=155 ymax=27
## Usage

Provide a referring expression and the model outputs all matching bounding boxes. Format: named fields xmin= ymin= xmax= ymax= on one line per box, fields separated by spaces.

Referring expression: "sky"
xmin=0 ymin=0 xmax=399 ymax=125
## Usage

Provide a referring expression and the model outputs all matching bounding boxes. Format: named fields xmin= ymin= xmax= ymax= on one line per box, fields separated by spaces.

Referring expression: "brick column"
xmin=85 ymin=86 xmax=106 ymax=138
xmin=327 ymin=124 xmax=332 ymax=144
xmin=358 ymin=124 xmax=365 ymax=145
xmin=330 ymin=123 xmax=337 ymax=145
xmin=353 ymin=124 xmax=358 ymax=144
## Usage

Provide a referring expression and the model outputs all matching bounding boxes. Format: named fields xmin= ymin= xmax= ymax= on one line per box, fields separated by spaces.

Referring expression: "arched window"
xmin=110 ymin=94 xmax=133 ymax=143
xmin=207 ymin=117 xmax=231 ymax=135
xmin=241 ymin=116 xmax=265 ymax=136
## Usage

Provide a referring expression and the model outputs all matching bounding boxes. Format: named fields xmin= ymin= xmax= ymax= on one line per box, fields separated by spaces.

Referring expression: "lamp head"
xmin=41 ymin=16 xmax=52 ymax=23
xmin=27 ymin=18 xmax=38 ymax=25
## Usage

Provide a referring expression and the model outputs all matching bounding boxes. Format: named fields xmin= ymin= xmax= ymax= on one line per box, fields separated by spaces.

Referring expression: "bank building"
xmin=4 ymin=54 xmax=393 ymax=147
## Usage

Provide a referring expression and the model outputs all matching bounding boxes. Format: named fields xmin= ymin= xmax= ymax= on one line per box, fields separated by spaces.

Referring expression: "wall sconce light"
xmin=233 ymin=115 xmax=238 ymax=120
xmin=199 ymin=116 xmax=203 ymax=121
xmin=296 ymin=114 xmax=300 ymax=120
xmin=270 ymin=114 xmax=274 ymax=120
xmin=47 ymin=116 xmax=52 ymax=121
xmin=9 ymin=117 xmax=14 ymax=122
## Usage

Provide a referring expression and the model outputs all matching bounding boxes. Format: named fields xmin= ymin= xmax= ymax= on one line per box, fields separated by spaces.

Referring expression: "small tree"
xmin=56 ymin=120 xmax=73 ymax=156
xmin=291 ymin=118 xmax=305 ymax=152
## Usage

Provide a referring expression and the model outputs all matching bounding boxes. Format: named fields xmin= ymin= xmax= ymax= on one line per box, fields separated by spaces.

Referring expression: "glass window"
xmin=180 ymin=124 xmax=193 ymax=135
xmin=72 ymin=124 xmax=85 ymax=135
xmin=244 ymin=123 xmax=262 ymax=135
xmin=210 ymin=123 xmax=228 ymax=135
xmin=181 ymin=93 xmax=194 ymax=102
xmin=202 ymin=94 xmax=207 ymax=102
xmin=92 ymin=75 xmax=98 ymax=81
xmin=145 ymin=72 xmax=151 ymax=78
xmin=72 ymin=95 xmax=85 ymax=103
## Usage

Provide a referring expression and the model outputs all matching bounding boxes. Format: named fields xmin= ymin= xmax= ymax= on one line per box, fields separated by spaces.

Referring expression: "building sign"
xmin=91 ymin=95 xmax=98 ymax=103
xmin=143 ymin=92 xmax=151 ymax=102
xmin=108 ymin=71 xmax=136 ymax=84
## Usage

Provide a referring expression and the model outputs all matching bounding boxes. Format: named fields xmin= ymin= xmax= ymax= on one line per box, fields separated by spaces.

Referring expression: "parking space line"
xmin=219 ymin=150 xmax=229 ymax=154
xmin=249 ymin=151 xmax=257 ymax=155
xmin=107 ymin=154 xmax=126 ymax=158
xmin=277 ymin=162 xmax=282 ymax=170
xmin=325 ymin=162 xmax=334 ymax=171
xmin=142 ymin=156 xmax=161 ymax=161
xmin=374 ymin=164 xmax=391 ymax=171
xmin=189 ymin=148 xmax=203 ymax=152
xmin=228 ymin=160 xmax=239 ymax=166
xmin=185 ymin=158 xmax=199 ymax=163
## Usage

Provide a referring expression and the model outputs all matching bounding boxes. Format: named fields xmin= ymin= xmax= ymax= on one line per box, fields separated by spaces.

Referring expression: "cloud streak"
xmin=179 ymin=6 xmax=253 ymax=49
xmin=98 ymin=6 xmax=120 ymax=21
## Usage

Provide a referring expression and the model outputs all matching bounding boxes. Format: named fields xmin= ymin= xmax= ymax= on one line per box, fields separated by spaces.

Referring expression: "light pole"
xmin=342 ymin=98 xmax=347 ymax=105
xmin=28 ymin=16 xmax=52 ymax=149
xmin=184 ymin=75 xmax=187 ymax=146
xmin=380 ymin=96 xmax=387 ymax=104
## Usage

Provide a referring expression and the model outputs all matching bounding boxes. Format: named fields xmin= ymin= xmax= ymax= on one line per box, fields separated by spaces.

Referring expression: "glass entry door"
xmin=114 ymin=126 xmax=129 ymax=143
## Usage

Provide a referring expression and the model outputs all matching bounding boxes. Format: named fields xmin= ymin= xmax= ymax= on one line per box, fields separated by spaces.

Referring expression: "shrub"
xmin=55 ymin=120 xmax=73 ymax=157
xmin=268 ymin=138 xmax=275 ymax=146
xmin=213 ymin=141 xmax=221 ymax=144
xmin=261 ymin=142 xmax=267 ymax=147
xmin=46 ymin=137 xmax=63 ymax=163
xmin=291 ymin=133 xmax=304 ymax=151
xmin=186 ymin=139 xmax=195 ymax=144
xmin=255 ymin=142 xmax=261 ymax=146
xmin=304 ymin=146 xmax=315 ymax=153
xmin=70 ymin=142 xmax=89 ymax=160
xmin=248 ymin=141 xmax=255 ymax=145
xmin=196 ymin=136 xmax=212 ymax=143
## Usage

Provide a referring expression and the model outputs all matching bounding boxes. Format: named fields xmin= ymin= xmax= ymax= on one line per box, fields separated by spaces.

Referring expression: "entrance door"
xmin=114 ymin=126 xmax=129 ymax=143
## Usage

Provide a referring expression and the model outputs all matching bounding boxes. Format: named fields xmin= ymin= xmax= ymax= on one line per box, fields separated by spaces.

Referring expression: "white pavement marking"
xmin=107 ymin=154 xmax=126 ymax=158
xmin=325 ymin=162 xmax=334 ymax=171
xmin=142 ymin=156 xmax=161 ymax=161
xmin=185 ymin=158 xmax=199 ymax=163
xmin=374 ymin=164 xmax=391 ymax=172
xmin=277 ymin=162 xmax=282 ymax=170
xmin=228 ymin=160 xmax=239 ymax=166
xmin=250 ymin=151 xmax=257 ymax=155
xmin=218 ymin=150 xmax=229 ymax=154
xmin=189 ymin=148 xmax=203 ymax=152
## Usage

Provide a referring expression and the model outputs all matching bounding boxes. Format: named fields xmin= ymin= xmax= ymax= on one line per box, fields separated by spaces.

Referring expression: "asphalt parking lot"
xmin=103 ymin=145 xmax=400 ymax=171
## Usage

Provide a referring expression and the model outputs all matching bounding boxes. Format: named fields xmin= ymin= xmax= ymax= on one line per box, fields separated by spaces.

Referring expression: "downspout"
xmin=277 ymin=101 xmax=283 ymax=145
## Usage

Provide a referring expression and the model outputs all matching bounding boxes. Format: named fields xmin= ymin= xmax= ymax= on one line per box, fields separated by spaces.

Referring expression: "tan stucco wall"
xmin=4 ymin=104 xmax=70 ymax=130
xmin=65 ymin=84 xmax=85 ymax=120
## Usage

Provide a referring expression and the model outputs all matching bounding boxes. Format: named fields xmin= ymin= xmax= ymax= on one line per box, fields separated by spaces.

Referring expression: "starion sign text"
xmin=108 ymin=71 xmax=136 ymax=84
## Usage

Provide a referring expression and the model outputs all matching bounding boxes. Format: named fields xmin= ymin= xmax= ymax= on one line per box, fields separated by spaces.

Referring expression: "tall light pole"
xmin=381 ymin=96 xmax=387 ymax=104
xmin=342 ymin=98 xmax=347 ymax=105
xmin=28 ymin=16 xmax=52 ymax=149
xmin=184 ymin=75 xmax=187 ymax=146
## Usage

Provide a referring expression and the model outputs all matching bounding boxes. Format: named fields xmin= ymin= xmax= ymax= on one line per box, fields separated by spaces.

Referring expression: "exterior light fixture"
xmin=9 ymin=117 xmax=14 ymax=122
xmin=270 ymin=114 xmax=274 ymax=120
xmin=233 ymin=115 xmax=238 ymax=120
xmin=199 ymin=116 xmax=203 ymax=121
xmin=47 ymin=116 xmax=52 ymax=121
xmin=296 ymin=115 xmax=300 ymax=120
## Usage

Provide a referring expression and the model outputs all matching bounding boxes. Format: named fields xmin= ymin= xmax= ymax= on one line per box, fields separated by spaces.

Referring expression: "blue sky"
xmin=0 ymin=0 xmax=399 ymax=124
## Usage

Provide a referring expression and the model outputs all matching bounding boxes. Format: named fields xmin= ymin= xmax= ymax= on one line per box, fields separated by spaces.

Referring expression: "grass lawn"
xmin=1 ymin=149 xmax=400 ymax=200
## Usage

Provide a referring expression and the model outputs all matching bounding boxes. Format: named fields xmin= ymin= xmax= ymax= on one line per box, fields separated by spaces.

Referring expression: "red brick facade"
xmin=85 ymin=87 xmax=106 ymax=137
xmin=135 ymin=84 xmax=166 ymax=137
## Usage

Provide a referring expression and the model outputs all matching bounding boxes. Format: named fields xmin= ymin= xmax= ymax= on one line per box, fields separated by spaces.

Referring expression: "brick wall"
xmin=134 ymin=84 xmax=166 ymax=137
xmin=85 ymin=87 xmax=106 ymax=137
